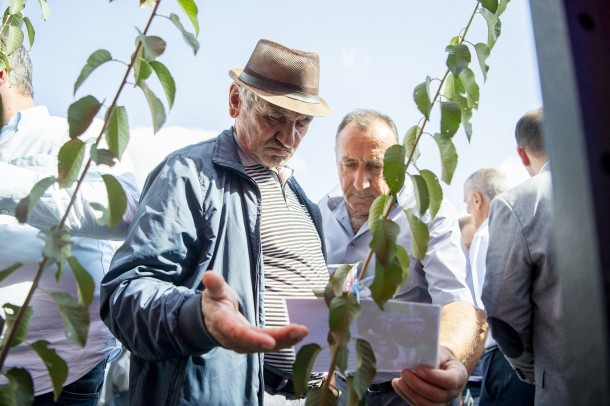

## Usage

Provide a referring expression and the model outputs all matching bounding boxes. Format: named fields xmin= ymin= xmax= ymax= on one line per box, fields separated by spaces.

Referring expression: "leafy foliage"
xmin=31 ymin=341 xmax=67 ymax=401
xmin=0 ymin=1 xmax=200 ymax=396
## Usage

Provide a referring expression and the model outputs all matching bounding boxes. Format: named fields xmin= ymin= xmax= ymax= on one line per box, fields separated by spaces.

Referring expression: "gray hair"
xmin=237 ymin=84 xmax=260 ymax=111
xmin=335 ymin=109 xmax=399 ymax=145
xmin=515 ymin=107 xmax=545 ymax=156
xmin=5 ymin=45 xmax=34 ymax=97
xmin=464 ymin=168 xmax=509 ymax=201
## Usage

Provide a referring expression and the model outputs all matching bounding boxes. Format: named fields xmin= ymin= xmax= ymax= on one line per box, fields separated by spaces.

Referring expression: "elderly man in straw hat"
xmin=101 ymin=39 xmax=331 ymax=405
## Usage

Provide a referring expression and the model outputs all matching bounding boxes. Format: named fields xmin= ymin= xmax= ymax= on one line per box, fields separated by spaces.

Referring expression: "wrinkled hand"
xmin=391 ymin=346 xmax=468 ymax=406
xmin=201 ymin=271 xmax=308 ymax=353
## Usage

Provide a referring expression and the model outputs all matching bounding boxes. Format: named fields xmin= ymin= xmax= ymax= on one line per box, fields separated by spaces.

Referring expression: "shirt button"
xmin=0 ymin=209 xmax=8 ymax=214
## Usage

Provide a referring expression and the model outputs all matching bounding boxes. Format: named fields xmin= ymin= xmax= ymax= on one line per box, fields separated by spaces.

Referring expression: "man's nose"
xmin=353 ymin=166 xmax=370 ymax=190
xmin=276 ymin=121 xmax=298 ymax=148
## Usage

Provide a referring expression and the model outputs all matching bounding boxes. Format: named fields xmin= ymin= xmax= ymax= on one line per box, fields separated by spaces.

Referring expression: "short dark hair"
xmin=515 ymin=107 xmax=545 ymax=156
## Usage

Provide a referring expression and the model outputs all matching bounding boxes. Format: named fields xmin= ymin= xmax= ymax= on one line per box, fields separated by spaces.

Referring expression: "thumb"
xmin=202 ymin=271 xmax=231 ymax=301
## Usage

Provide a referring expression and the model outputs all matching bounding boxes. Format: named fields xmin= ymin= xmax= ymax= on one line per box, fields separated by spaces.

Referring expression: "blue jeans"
xmin=479 ymin=348 xmax=535 ymax=406
xmin=34 ymin=357 xmax=108 ymax=406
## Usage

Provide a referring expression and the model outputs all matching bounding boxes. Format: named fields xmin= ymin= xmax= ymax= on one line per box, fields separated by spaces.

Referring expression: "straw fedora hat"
xmin=229 ymin=39 xmax=331 ymax=117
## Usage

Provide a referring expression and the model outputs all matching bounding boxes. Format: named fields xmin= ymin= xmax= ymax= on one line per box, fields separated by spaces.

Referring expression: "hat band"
xmin=238 ymin=71 xmax=321 ymax=104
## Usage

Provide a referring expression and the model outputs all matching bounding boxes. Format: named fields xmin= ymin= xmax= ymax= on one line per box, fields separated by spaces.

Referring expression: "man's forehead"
xmin=256 ymin=100 xmax=312 ymax=120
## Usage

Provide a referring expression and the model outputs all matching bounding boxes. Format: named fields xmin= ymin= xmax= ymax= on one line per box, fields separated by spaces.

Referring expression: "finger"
xmin=263 ymin=325 xmax=309 ymax=350
xmin=393 ymin=368 xmax=459 ymax=406
xmin=211 ymin=309 xmax=277 ymax=353
xmin=202 ymin=271 xmax=234 ymax=302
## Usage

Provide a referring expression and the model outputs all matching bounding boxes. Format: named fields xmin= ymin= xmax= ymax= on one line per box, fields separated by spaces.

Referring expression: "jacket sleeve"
xmin=100 ymin=155 xmax=220 ymax=361
xmin=482 ymin=196 xmax=535 ymax=383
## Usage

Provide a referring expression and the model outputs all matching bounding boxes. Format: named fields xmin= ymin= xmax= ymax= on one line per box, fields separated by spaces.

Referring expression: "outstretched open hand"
xmin=201 ymin=271 xmax=309 ymax=353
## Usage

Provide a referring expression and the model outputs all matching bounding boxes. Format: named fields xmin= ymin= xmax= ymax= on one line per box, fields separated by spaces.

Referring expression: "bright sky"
xmin=25 ymin=0 xmax=541 ymax=215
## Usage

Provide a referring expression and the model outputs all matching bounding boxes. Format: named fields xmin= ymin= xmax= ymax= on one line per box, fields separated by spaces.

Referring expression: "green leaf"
xmin=474 ymin=43 xmax=490 ymax=82
xmin=57 ymin=139 xmax=86 ymax=188
xmin=419 ymin=169 xmax=443 ymax=219
xmin=3 ymin=24 xmax=24 ymax=56
xmin=138 ymin=34 xmax=166 ymax=61
xmin=133 ymin=55 xmax=152 ymax=85
xmin=329 ymin=295 xmax=360 ymax=346
xmin=330 ymin=264 xmax=357 ymax=297
xmin=369 ymin=218 xmax=399 ymax=267
xmin=383 ymin=144 xmax=406 ymax=196
xmin=335 ymin=343 xmax=349 ymax=374
xmin=405 ymin=208 xmax=429 ymax=261
xmin=105 ymin=105 xmax=130 ymax=160
xmin=413 ymin=76 xmax=432 ymax=120
xmin=459 ymin=67 xmax=480 ymax=110
xmin=9 ymin=0 xmax=26 ymax=14
xmin=370 ymin=245 xmax=409 ymax=308
xmin=89 ymin=202 xmax=109 ymax=227
xmin=497 ymin=0 xmax=509 ymax=16
xmin=445 ymin=44 xmax=471 ymax=78
xmin=305 ymin=385 xmax=338 ymax=406
xmin=480 ymin=0 xmax=498 ymax=14
xmin=432 ymin=133 xmax=458 ymax=184
xmin=169 ymin=13 xmax=200 ymax=55
xmin=440 ymin=101 xmax=461 ymax=137
xmin=37 ymin=0 xmax=50 ymax=20
xmin=395 ymin=245 xmax=411 ymax=282
xmin=50 ymin=292 xmax=89 ymax=347
xmin=66 ymin=257 xmax=94 ymax=307
xmin=138 ymin=80 xmax=166 ymax=133
xmin=346 ymin=375 xmax=366 ymax=406
xmin=462 ymin=108 xmax=473 ymax=141
xmin=2 ymin=304 xmax=33 ymax=347
xmin=177 ymin=0 xmax=199 ymax=36
xmin=0 ymin=53 xmax=9 ymax=73
xmin=403 ymin=125 xmax=421 ymax=164
xmin=74 ymin=49 xmax=112 ymax=95
xmin=481 ymin=8 xmax=502 ymax=50
xmin=293 ymin=343 xmax=322 ymax=398
xmin=368 ymin=194 xmax=391 ymax=234
xmin=90 ymin=145 xmax=117 ymax=167
xmin=41 ymin=226 xmax=72 ymax=264
xmin=149 ymin=60 xmax=176 ymax=109
xmin=352 ymin=339 xmax=376 ymax=400
xmin=22 ymin=17 xmax=34 ymax=49
xmin=31 ymin=340 xmax=68 ymax=401
xmin=67 ymin=95 xmax=102 ymax=139
xmin=323 ymin=283 xmax=336 ymax=308
xmin=0 ymin=368 xmax=34 ymax=406
xmin=15 ymin=176 xmax=57 ymax=223
xmin=102 ymin=174 xmax=127 ymax=229
xmin=0 ymin=262 xmax=22 ymax=283
xmin=410 ymin=174 xmax=429 ymax=216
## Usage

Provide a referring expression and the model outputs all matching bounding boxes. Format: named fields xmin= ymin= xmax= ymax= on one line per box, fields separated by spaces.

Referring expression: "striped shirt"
xmin=245 ymin=164 xmax=328 ymax=372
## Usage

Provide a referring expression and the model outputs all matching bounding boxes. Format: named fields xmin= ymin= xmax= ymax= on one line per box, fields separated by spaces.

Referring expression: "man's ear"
xmin=0 ymin=68 xmax=9 ymax=86
xmin=473 ymin=191 xmax=484 ymax=209
xmin=517 ymin=145 xmax=531 ymax=167
xmin=228 ymin=83 xmax=241 ymax=118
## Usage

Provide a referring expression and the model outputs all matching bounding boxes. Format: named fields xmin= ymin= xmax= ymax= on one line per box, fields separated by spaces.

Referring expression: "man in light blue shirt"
xmin=319 ymin=109 xmax=487 ymax=406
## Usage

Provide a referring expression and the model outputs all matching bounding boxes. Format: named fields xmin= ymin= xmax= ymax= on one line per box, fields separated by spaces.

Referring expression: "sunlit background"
xmin=26 ymin=0 xmax=541 ymax=214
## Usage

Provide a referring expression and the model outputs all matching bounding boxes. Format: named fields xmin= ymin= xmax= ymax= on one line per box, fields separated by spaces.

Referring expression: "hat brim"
xmin=229 ymin=68 xmax=331 ymax=117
